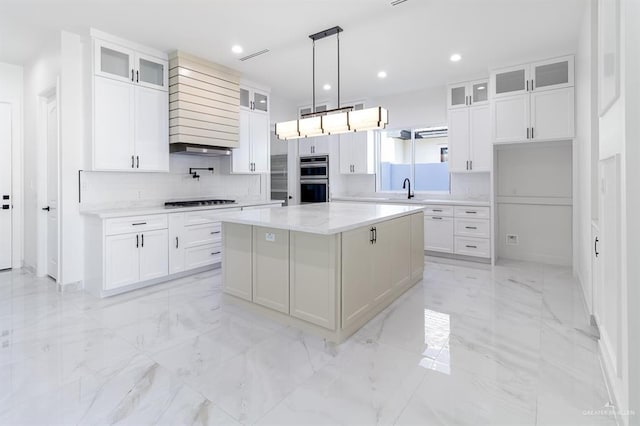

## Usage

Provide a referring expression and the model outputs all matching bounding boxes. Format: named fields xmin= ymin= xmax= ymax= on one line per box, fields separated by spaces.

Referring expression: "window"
xmin=377 ymin=126 xmax=450 ymax=193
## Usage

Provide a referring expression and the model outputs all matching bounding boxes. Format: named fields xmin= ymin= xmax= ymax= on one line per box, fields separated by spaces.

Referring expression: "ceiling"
xmin=0 ymin=0 xmax=586 ymax=105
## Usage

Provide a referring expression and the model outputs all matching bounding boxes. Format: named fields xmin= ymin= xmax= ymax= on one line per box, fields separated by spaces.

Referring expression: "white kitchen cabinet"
xmin=448 ymin=96 xmax=491 ymax=172
xmin=92 ymin=32 xmax=169 ymax=172
xmin=138 ymin=229 xmax=169 ymax=282
xmin=491 ymin=55 xmax=574 ymax=144
xmin=102 ymin=217 xmax=168 ymax=292
xmin=424 ymin=215 xmax=454 ymax=253
xmin=339 ymin=131 xmax=374 ymax=174
xmin=168 ymin=213 xmax=185 ymax=275
xmin=447 ymin=79 xmax=489 ymax=109
xmin=530 ymin=87 xmax=575 ymax=141
xmin=105 ymin=233 xmax=140 ymax=290
xmin=299 ymin=135 xmax=330 ymax=156
xmin=232 ymin=85 xmax=270 ymax=174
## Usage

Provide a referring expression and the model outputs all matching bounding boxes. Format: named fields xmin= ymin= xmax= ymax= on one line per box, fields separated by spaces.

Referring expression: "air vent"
xmin=390 ymin=0 xmax=409 ymax=5
xmin=239 ymin=49 xmax=270 ymax=61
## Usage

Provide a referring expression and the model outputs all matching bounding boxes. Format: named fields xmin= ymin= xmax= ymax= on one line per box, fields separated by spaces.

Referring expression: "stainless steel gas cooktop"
xmin=164 ymin=199 xmax=236 ymax=208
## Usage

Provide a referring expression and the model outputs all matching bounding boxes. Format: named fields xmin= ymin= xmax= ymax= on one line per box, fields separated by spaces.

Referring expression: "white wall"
xmin=0 ymin=62 xmax=24 ymax=269
xmin=495 ymin=142 xmax=573 ymax=265
xmin=22 ymin=40 xmax=60 ymax=271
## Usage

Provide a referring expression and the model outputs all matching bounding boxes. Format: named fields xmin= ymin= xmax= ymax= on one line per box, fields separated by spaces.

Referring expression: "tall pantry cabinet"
xmin=91 ymin=30 xmax=169 ymax=172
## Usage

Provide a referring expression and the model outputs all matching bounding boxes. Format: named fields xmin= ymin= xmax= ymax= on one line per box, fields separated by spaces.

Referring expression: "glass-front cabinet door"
xmin=253 ymin=91 xmax=269 ymax=113
xmin=531 ymin=55 xmax=574 ymax=92
xmin=470 ymin=79 xmax=489 ymax=106
xmin=447 ymin=83 xmax=468 ymax=109
xmin=135 ymin=53 xmax=168 ymax=91
xmin=491 ymin=64 xmax=529 ymax=98
xmin=240 ymin=88 xmax=251 ymax=110
xmin=95 ymin=39 xmax=135 ymax=83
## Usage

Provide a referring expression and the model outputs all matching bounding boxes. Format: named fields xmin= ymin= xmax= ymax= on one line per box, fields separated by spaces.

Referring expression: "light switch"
xmin=265 ymin=232 xmax=276 ymax=242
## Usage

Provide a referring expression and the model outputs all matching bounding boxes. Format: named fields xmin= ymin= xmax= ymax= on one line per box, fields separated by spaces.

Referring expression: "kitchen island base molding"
xmin=221 ymin=210 xmax=424 ymax=343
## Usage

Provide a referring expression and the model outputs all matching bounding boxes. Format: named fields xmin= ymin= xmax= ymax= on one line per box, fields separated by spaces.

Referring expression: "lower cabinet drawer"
xmin=424 ymin=216 xmax=454 ymax=253
xmin=454 ymin=236 xmax=490 ymax=258
xmin=185 ymin=243 xmax=222 ymax=270
xmin=454 ymin=218 xmax=490 ymax=238
xmin=454 ymin=206 xmax=490 ymax=219
xmin=183 ymin=223 xmax=222 ymax=248
xmin=105 ymin=214 xmax=168 ymax=235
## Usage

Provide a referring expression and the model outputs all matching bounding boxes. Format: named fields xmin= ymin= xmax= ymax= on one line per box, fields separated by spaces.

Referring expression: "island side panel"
xmin=341 ymin=225 xmax=375 ymax=330
xmin=411 ymin=211 xmax=425 ymax=281
xmin=289 ymin=232 xmax=340 ymax=330
xmin=252 ymin=226 xmax=290 ymax=314
xmin=222 ymin=222 xmax=253 ymax=301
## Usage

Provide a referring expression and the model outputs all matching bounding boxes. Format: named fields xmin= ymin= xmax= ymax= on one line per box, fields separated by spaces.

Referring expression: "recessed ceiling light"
xmin=450 ymin=53 xmax=462 ymax=62
xmin=231 ymin=45 xmax=243 ymax=54
xmin=323 ymin=83 xmax=331 ymax=90
xmin=377 ymin=71 xmax=387 ymax=78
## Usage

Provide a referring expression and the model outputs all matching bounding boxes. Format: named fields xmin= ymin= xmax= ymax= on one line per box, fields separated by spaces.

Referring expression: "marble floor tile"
xmin=0 ymin=258 xmax=617 ymax=425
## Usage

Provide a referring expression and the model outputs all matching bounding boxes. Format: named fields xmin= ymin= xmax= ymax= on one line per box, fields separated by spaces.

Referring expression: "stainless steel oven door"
xmin=300 ymin=179 xmax=329 ymax=203
xmin=300 ymin=156 xmax=329 ymax=179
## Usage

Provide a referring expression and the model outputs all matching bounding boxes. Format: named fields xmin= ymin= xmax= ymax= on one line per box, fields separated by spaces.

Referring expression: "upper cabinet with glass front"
xmin=447 ymin=79 xmax=489 ymax=109
xmin=94 ymin=37 xmax=168 ymax=91
xmin=491 ymin=55 xmax=573 ymax=98
xmin=240 ymin=86 xmax=269 ymax=113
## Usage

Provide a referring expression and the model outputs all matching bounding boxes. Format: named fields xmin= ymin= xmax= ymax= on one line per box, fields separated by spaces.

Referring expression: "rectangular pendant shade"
xmin=275 ymin=106 xmax=388 ymax=140
xmin=275 ymin=120 xmax=301 ymax=140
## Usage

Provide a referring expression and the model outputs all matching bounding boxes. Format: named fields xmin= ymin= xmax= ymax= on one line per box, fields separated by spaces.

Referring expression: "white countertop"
xmin=331 ymin=196 xmax=490 ymax=207
xmin=216 ymin=202 xmax=426 ymax=235
xmin=82 ymin=200 xmax=283 ymax=219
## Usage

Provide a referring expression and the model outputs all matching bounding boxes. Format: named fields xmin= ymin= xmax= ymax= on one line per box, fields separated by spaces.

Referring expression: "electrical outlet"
xmin=506 ymin=234 xmax=519 ymax=245
xmin=265 ymin=232 xmax=276 ymax=242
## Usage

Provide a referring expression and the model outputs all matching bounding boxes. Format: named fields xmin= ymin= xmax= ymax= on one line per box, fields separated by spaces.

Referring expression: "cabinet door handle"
xmin=136 ymin=234 xmax=139 ymax=248
xmin=176 ymin=236 xmax=179 ymax=248
xmin=465 ymin=245 xmax=477 ymax=249
xmin=136 ymin=70 xmax=139 ymax=83
xmin=211 ymin=251 xmax=221 ymax=256
xmin=526 ymin=80 xmax=529 ymax=91
xmin=370 ymin=227 xmax=375 ymax=244
xmin=469 ymin=160 xmax=472 ymax=170
xmin=527 ymin=127 xmax=530 ymax=139
xmin=141 ymin=234 xmax=144 ymax=247
xmin=595 ymin=237 xmax=599 ymax=257
xmin=131 ymin=155 xmax=135 ymax=168
xmin=373 ymin=227 xmax=377 ymax=243
xmin=465 ymin=226 xmax=477 ymax=229
xmin=531 ymin=127 xmax=534 ymax=139
xmin=136 ymin=156 xmax=140 ymax=168
xmin=131 ymin=69 xmax=134 ymax=82
xmin=531 ymin=79 xmax=534 ymax=90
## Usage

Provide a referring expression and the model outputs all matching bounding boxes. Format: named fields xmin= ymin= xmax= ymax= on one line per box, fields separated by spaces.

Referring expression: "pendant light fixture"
xmin=275 ymin=26 xmax=389 ymax=140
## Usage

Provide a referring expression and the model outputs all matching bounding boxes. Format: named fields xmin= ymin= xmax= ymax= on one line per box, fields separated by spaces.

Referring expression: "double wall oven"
xmin=300 ymin=155 xmax=329 ymax=203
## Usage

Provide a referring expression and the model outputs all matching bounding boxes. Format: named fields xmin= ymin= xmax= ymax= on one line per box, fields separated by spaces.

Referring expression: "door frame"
xmin=36 ymin=83 xmax=61 ymax=281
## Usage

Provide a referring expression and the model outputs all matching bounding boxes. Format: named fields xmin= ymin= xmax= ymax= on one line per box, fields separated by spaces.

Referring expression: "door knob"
xmin=42 ymin=206 xmax=50 ymax=211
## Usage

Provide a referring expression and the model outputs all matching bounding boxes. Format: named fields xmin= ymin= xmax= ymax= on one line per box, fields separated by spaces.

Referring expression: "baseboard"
xmin=424 ymin=250 xmax=491 ymax=264
xmin=597 ymin=342 xmax=624 ymax=426
xmin=57 ymin=280 xmax=83 ymax=293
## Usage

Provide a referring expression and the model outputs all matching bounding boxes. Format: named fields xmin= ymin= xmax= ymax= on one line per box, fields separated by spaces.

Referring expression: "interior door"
xmin=448 ymin=108 xmax=470 ymax=172
xmin=138 ymin=229 xmax=169 ymax=282
xmin=134 ymin=86 xmax=169 ymax=171
xmin=530 ymin=87 xmax=575 ymax=141
xmin=251 ymin=112 xmax=270 ymax=173
xmin=94 ymin=76 xmax=135 ymax=170
xmin=0 ymin=103 xmax=12 ymax=270
xmin=46 ymin=99 xmax=58 ymax=279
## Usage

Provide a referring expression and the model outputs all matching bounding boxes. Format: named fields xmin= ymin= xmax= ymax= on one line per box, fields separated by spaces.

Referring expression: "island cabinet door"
xmin=252 ymin=226 xmax=290 ymax=314
xmin=341 ymin=225 xmax=376 ymax=330
xmin=222 ymin=223 xmax=253 ymax=301
xmin=289 ymin=232 xmax=339 ymax=330
xmin=387 ymin=215 xmax=412 ymax=291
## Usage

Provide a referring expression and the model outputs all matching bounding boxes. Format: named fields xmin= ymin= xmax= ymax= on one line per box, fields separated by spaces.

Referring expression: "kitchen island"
xmin=218 ymin=202 xmax=425 ymax=342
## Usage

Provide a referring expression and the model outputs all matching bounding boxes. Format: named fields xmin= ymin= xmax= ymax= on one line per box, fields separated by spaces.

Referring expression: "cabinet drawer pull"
xmin=465 ymin=226 xmax=477 ymax=230
xmin=210 ymin=231 xmax=221 ymax=235
xmin=432 ymin=216 xmax=443 ymax=220
xmin=465 ymin=211 xmax=477 ymax=214
xmin=132 ymin=222 xmax=147 ymax=226
xmin=211 ymin=251 xmax=221 ymax=256
xmin=432 ymin=209 xmax=442 ymax=212
xmin=465 ymin=245 xmax=477 ymax=249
